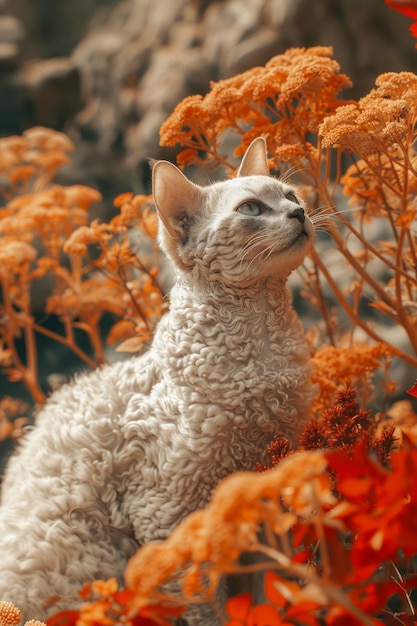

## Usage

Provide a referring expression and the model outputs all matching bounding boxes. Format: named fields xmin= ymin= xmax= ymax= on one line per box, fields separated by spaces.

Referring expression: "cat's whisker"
xmin=240 ymin=232 xmax=273 ymax=258
xmin=307 ymin=204 xmax=334 ymax=217
xmin=308 ymin=206 xmax=369 ymax=234
xmin=278 ymin=166 xmax=308 ymax=184
xmin=239 ymin=233 xmax=274 ymax=272
xmin=242 ymin=236 xmax=283 ymax=274
xmin=308 ymin=205 xmax=367 ymax=219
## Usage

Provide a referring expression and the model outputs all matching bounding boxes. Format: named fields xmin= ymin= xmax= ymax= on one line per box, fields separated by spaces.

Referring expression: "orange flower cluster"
xmin=45 ymin=579 xmax=183 ymax=626
xmin=319 ymin=73 xmax=417 ymax=156
xmin=0 ymin=601 xmax=46 ymax=626
xmin=320 ymin=72 xmax=417 ymax=229
xmin=160 ymin=46 xmax=351 ymax=170
xmin=0 ymin=396 xmax=29 ymax=441
xmin=228 ymin=440 xmax=417 ymax=625
xmin=0 ymin=127 xmax=165 ymax=406
xmin=311 ymin=342 xmax=395 ymax=412
xmin=0 ymin=126 xmax=73 ymax=200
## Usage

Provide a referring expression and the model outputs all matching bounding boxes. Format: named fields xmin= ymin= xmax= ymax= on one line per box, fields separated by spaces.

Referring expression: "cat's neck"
xmin=172 ymin=273 xmax=291 ymax=313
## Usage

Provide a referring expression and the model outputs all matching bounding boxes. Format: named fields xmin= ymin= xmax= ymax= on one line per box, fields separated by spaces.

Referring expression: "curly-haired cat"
xmin=0 ymin=137 xmax=316 ymax=624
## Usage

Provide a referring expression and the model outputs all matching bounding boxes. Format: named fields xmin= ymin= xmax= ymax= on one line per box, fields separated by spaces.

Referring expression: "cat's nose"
xmin=288 ymin=206 xmax=305 ymax=224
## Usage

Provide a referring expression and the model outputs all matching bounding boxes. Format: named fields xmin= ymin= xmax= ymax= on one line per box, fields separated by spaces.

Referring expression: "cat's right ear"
xmin=152 ymin=161 xmax=202 ymax=240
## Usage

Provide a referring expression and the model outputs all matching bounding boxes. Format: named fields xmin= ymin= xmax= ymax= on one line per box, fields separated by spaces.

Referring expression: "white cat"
xmin=0 ymin=137 xmax=315 ymax=624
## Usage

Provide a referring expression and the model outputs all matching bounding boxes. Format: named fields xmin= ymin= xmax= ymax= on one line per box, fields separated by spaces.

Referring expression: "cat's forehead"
xmin=208 ymin=176 xmax=294 ymax=207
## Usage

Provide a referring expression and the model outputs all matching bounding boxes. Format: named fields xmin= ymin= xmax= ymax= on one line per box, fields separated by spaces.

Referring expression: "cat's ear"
xmin=152 ymin=161 xmax=202 ymax=239
xmin=237 ymin=137 xmax=269 ymax=177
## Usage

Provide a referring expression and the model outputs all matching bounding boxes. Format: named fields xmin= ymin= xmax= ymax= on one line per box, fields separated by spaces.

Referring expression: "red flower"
xmin=226 ymin=593 xmax=283 ymax=626
xmin=327 ymin=438 xmax=417 ymax=581
xmin=226 ymin=575 xmax=320 ymax=626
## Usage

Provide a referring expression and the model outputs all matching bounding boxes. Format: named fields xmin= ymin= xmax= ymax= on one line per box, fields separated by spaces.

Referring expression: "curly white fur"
xmin=0 ymin=138 xmax=316 ymax=624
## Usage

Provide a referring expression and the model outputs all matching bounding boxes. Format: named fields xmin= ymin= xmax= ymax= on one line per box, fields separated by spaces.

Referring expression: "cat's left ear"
xmin=237 ymin=137 xmax=269 ymax=177
xmin=152 ymin=161 xmax=202 ymax=239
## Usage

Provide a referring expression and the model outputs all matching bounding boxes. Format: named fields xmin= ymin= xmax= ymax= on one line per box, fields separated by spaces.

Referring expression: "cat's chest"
xmin=154 ymin=311 xmax=300 ymax=405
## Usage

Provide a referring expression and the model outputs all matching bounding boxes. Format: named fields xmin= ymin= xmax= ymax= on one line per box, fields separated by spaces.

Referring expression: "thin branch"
xmin=311 ymin=249 xmax=417 ymax=368
xmin=255 ymin=543 xmax=376 ymax=626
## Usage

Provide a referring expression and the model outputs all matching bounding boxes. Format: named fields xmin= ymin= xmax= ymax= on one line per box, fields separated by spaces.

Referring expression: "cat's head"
xmin=152 ymin=138 xmax=314 ymax=287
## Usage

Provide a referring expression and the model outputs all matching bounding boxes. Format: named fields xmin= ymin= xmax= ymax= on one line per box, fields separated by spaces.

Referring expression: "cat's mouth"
xmin=285 ymin=227 xmax=311 ymax=251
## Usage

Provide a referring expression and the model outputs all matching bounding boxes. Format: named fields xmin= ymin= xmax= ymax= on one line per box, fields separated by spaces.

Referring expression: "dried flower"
xmin=0 ymin=602 xmax=21 ymax=626
xmin=160 ymin=46 xmax=351 ymax=170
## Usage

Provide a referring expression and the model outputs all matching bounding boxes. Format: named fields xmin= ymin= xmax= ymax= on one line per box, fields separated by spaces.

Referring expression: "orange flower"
xmin=311 ymin=343 xmax=394 ymax=411
xmin=64 ymin=185 xmax=102 ymax=210
xmin=320 ymin=71 xmax=417 ymax=156
xmin=160 ymin=46 xmax=351 ymax=171
xmin=0 ymin=240 xmax=37 ymax=276
xmin=0 ymin=601 xmax=21 ymax=626
xmin=226 ymin=598 xmax=282 ymax=626
xmin=23 ymin=126 xmax=74 ymax=153
xmin=113 ymin=192 xmax=134 ymax=207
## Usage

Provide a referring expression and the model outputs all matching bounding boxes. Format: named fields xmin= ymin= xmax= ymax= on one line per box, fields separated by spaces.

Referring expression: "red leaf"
xmin=385 ymin=0 xmax=417 ymax=39
xmin=264 ymin=572 xmax=287 ymax=608
xmin=385 ymin=0 xmax=417 ymax=19
xmin=327 ymin=606 xmax=384 ymax=625
xmin=226 ymin=593 xmax=252 ymax=622
xmin=247 ymin=604 xmax=282 ymax=626
xmin=407 ymin=380 xmax=417 ymax=398
xmin=46 ymin=611 xmax=80 ymax=626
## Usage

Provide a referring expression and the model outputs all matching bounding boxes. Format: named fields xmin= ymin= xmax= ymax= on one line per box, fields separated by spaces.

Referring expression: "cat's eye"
xmin=285 ymin=192 xmax=300 ymax=204
xmin=236 ymin=201 xmax=263 ymax=216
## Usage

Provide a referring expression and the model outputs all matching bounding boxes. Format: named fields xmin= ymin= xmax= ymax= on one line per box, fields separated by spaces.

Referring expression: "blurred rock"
xmin=20 ymin=57 xmax=82 ymax=128
xmin=1 ymin=0 xmax=416 ymax=194
xmin=0 ymin=14 xmax=24 ymax=73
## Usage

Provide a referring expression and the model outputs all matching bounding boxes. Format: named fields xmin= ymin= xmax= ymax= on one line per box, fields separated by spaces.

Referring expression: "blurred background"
xmin=3 ymin=0 xmax=417 ymax=200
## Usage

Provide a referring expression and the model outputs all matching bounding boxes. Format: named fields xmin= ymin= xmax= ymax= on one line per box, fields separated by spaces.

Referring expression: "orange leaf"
xmin=394 ymin=210 xmax=416 ymax=227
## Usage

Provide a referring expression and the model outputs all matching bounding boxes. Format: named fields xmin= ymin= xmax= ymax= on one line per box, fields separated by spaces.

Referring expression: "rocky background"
xmin=3 ymin=0 xmax=417 ymax=198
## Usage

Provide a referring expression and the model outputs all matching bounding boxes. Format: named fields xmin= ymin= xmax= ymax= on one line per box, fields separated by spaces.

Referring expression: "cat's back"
xmin=0 ymin=350 xmax=158 ymax=500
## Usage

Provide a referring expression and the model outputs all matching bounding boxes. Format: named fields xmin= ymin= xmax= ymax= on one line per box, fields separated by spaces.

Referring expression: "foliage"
xmin=0 ymin=127 xmax=164 ymax=409
xmin=0 ymin=26 xmax=417 ymax=626
xmin=29 ymin=429 xmax=417 ymax=626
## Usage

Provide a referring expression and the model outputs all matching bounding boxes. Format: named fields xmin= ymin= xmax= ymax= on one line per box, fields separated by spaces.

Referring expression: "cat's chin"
xmin=271 ymin=228 xmax=313 ymax=277
xmin=285 ymin=226 xmax=312 ymax=252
